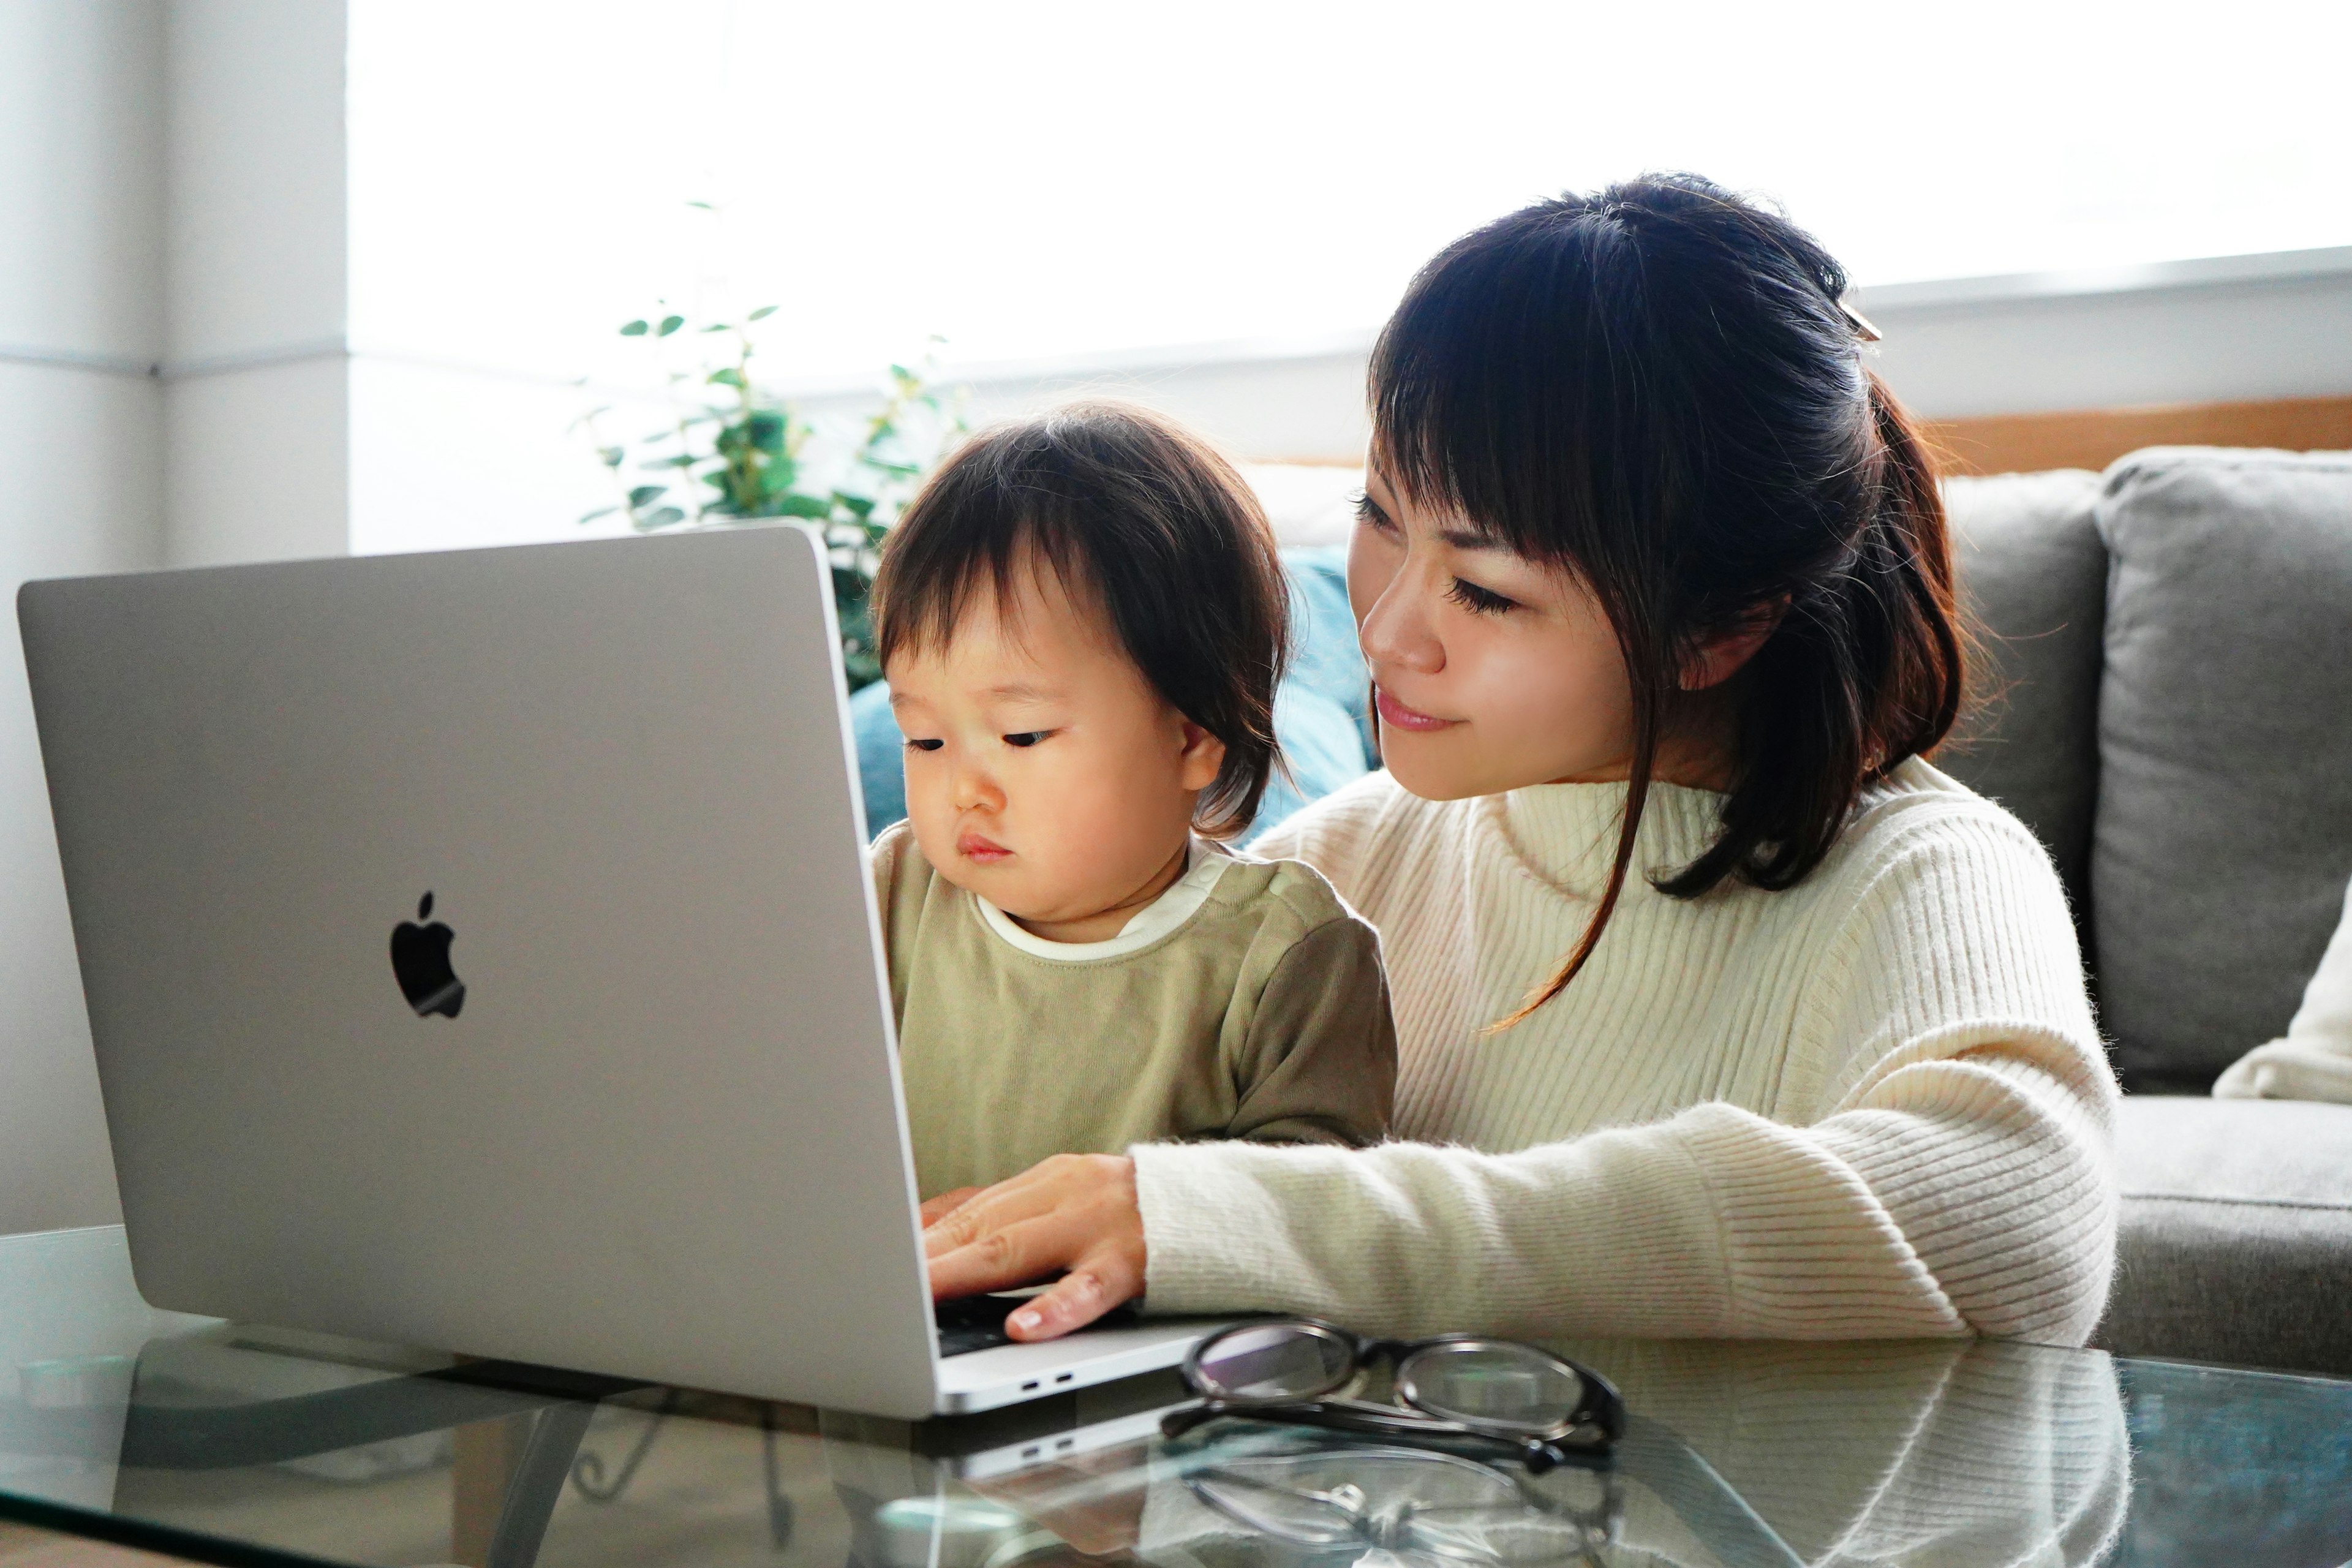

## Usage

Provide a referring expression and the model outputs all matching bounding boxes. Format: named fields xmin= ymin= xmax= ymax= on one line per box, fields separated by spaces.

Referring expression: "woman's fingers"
xmin=918 ymin=1186 xmax=985 ymax=1228
xmin=921 ymin=1153 xmax=1148 ymax=1340
xmin=1005 ymin=1251 xmax=1141 ymax=1341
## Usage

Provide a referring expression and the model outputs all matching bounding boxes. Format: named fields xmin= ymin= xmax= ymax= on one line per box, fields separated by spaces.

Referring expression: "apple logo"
xmin=390 ymin=892 xmax=466 ymax=1019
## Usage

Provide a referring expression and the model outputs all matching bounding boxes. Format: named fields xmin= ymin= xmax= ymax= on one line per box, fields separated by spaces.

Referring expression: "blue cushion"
xmin=1278 ymin=546 xmax=1376 ymax=758
xmin=848 ymin=676 xmax=909 ymax=835
xmin=850 ymin=548 xmax=1371 ymax=843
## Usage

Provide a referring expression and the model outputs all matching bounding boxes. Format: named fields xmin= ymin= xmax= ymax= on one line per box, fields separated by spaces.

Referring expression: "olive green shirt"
xmin=870 ymin=821 xmax=1396 ymax=1199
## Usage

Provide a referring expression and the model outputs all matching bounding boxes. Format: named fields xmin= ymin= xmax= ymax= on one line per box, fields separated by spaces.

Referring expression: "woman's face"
xmin=1348 ymin=466 xmax=1639 ymax=799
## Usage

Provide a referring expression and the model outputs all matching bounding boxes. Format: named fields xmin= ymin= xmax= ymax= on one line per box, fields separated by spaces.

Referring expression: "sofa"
xmin=850 ymin=447 xmax=2352 ymax=1376
xmin=1937 ymin=447 xmax=2352 ymax=1376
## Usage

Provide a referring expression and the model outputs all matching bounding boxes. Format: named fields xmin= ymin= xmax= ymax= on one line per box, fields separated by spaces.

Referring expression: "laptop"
xmin=18 ymin=524 xmax=1224 ymax=1419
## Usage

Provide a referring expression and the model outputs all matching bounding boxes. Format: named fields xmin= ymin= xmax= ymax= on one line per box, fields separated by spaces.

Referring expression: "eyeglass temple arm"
xmin=1159 ymin=1403 xmax=1219 ymax=1441
xmin=1160 ymin=1398 xmax=1569 ymax=1471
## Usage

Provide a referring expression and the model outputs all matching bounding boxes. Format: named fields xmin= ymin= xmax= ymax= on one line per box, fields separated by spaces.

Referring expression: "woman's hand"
xmin=922 ymin=1153 xmax=1147 ymax=1341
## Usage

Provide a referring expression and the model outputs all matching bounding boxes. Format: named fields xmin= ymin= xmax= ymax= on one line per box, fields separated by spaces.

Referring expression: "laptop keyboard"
xmin=935 ymin=1293 xmax=1020 ymax=1357
xmin=933 ymin=1294 xmax=1140 ymax=1357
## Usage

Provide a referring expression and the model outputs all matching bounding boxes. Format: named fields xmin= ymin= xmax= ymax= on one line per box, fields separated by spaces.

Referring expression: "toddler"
xmin=867 ymin=402 xmax=1395 ymax=1200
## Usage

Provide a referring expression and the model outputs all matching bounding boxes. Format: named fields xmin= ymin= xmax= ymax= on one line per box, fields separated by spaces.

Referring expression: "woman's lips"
xmin=1374 ymin=687 xmax=1459 ymax=733
xmin=957 ymin=832 xmax=1013 ymax=864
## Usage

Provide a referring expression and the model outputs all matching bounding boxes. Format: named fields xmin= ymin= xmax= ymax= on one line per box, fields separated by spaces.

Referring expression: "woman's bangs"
xmin=1369 ymin=241 xmax=1613 ymax=571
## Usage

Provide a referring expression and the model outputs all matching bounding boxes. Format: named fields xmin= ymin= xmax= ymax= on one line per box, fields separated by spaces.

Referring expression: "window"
xmin=351 ymin=0 xmax=2351 ymax=386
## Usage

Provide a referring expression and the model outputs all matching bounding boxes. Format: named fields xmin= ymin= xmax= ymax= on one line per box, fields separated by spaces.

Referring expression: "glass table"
xmin=2 ymin=1226 xmax=2347 ymax=1568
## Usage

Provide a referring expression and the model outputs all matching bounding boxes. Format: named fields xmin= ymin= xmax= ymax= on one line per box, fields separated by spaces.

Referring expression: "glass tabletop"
xmin=2 ymin=1227 xmax=2347 ymax=1568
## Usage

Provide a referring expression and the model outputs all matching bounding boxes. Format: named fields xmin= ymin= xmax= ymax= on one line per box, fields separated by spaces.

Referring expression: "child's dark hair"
xmin=870 ymin=402 xmax=1289 ymax=839
xmin=1373 ymin=173 xmax=1964 ymax=1023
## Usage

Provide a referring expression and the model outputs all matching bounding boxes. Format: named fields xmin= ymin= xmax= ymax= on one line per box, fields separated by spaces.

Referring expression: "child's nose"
xmin=950 ymin=759 xmax=1003 ymax=813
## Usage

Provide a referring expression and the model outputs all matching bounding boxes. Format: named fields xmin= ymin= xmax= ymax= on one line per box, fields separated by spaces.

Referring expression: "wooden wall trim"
xmin=1924 ymin=394 xmax=2352 ymax=477
xmin=1261 ymin=394 xmax=2352 ymax=478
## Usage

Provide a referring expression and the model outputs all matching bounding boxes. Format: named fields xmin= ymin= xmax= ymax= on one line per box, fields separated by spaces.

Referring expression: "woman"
xmin=923 ymin=174 xmax=2118 ymax=1346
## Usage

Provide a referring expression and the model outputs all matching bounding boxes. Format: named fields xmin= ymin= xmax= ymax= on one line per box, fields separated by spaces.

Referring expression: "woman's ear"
xmin=1681 ymin=601 xmax=1787 ymax=692
xmin=1176 ymin=720 xmax=1227 ymax=793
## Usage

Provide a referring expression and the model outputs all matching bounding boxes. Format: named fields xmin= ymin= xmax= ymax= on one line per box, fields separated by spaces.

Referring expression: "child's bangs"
xmin=872 ymin=500 xmax=1099 ymax=668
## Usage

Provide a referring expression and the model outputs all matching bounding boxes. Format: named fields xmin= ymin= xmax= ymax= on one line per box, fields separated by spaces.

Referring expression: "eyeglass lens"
xmin=1191 ymin=1324 xmax=1357 ymax=1401
xmin=1396 ymin=1341 xmax=1588 ymax=1432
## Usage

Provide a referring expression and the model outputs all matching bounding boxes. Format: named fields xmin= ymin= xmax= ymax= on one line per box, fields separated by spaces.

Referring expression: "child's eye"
xmin=1001 ymin=731 xmax=1053 ymax=748
xmin=904 ymin=737 xmax=944 ymax=753
xmin=1446 ymin=577 xmax=1518 ymax=616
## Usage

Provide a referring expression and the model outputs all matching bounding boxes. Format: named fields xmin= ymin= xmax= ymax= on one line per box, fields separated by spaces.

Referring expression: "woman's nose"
xmin=1357 ymin=555 xmax=1447 ymax=677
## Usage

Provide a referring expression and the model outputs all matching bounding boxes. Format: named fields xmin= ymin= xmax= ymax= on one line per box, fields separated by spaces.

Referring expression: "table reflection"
xmin=25 ymin=1226 xmax=2352 ymax=1568
xmin=805 ymin=1336 xmax=2128 ymax=1568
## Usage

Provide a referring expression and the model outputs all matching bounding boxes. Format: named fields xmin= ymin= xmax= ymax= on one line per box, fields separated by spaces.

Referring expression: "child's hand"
xmin=922 ymin=1154 xmax=1147 ymax=1340
xmin=919 ymin=1187 xmax=986 ymax=1227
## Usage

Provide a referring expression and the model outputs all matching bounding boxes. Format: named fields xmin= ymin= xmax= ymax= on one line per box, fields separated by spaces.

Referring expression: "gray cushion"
xmin=2092 ymin=449 xmax=2352 ymax=1089
xmin=1938 ymin=470 xmax=2106 ymax=918
xmin=2099 ymin=1095 xmax=2352 ymax=1376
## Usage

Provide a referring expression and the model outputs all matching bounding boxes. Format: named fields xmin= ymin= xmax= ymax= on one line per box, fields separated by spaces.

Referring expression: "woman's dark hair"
xmin=1372 ymin=173 xmax=1964 ymax=1023
xmin=870 ymin=401 xmax=1289 ymax=839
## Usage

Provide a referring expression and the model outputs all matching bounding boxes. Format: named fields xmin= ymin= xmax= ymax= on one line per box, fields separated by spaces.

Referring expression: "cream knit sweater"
xmin=1131 ymin=758 xmax=2120 ymax=1344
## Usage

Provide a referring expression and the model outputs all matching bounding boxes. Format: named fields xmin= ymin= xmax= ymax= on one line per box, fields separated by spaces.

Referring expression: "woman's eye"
xmin=1353 ymin=492 xmax=1399 ymax=534
xmin=1446 ymin=576 xmax=1518 ymax=616
xmin=904 ymin=737 xmax=944 ymax=753
xmin=1001 ymin=731 xmax=1051 ymax=748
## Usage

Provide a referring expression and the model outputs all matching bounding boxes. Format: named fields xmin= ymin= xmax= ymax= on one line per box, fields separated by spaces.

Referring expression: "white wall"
xmin=349 ymin=247 xmax=2352 ymax=564
xmin=160 ymin=0 xmax=347 ymax=567
xmin=0 ymin=0 xmax=168 ymax=1235
xmin=1858 ymin=251 xmax=2352 ymax=418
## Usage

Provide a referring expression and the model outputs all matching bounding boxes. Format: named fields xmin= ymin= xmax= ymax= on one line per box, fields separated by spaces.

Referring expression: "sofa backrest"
xmin=2089 ymin=448 xmax=2352 ymax=1090
xmin=1940 ymin=470 xmax=2108 ymax=922
xmin=1944 ymin=448 xmax=2352 ymax=1092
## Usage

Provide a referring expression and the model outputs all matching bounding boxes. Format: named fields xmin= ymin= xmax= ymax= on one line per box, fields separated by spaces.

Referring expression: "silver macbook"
xmin=19 ymin=524 xmax=1221 ymax=1418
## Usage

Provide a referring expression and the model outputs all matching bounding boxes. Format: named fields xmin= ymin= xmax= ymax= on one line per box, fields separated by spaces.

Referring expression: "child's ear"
xmin=1176 ymin=720 xmax=1226 ymax=793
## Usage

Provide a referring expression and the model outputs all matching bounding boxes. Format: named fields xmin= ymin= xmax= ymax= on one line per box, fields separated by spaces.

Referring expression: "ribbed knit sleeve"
xmin=1137 ymin=763 xmax=2119 ymax=1344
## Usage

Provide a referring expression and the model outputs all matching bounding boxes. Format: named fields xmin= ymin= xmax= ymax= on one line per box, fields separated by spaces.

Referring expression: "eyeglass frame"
xmin=1183 ymin=1443 xmax=1622 ymax=1566
xmin=1159 ymin=1319 xmax=1626 ymax=1474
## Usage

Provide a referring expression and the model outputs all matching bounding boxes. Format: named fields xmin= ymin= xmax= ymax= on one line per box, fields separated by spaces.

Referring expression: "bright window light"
xmin=351 ymin=0 xmax=2352 ymax=388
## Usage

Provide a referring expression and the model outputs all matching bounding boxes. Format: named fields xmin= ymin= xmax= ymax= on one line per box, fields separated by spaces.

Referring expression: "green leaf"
xmin=597 ymin=445 xmax=625 ymax=468
xmin=707 ymin=367 xmax=745 ymax=388
xmin=627 ymin=484 xmax=667 ymax=508
xmin=747 ymin=305 xmax=778 ymax=321
xmin=657 ymin=314 xmax=685 ymax=337
xmin=578 ymin=506 xmax=618 ymax=524
xmin=685 ymin=200 xmax=714 ymax=211
xmin=646 ymin=505 xmax=686 ymax=527
xmin=780 ymin=493 xmax=831 ymax=519
xmin=619 ymin=319 xmax=649 ymax=336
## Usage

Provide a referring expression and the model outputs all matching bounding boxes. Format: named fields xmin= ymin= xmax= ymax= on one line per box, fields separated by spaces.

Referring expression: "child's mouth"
xmin=957 ymin=832 xmax=1013 ymax=864
xmin=1374 ymin=687 xmax=1458 ymax=733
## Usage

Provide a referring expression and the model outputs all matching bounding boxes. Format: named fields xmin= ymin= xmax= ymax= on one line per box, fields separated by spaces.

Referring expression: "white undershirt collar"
xmin=975 ymin=837 xmax=1232 ymax=962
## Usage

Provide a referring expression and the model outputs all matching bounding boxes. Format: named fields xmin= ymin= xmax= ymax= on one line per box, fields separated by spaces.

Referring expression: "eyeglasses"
xmin=1160 ymin=1320 xmax=1624 ymax=1474
xmin=1185 ymin=1447 xmax=1618 ymax=1568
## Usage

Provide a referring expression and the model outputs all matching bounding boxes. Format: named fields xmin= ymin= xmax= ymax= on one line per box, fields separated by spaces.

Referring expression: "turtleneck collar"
xmin=1487 ymin=776 xmax=1728 ymax=898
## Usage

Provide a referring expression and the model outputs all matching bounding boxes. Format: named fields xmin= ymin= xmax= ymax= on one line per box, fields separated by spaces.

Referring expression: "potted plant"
xmin=579 ymin=308 xmax=964 ymax=690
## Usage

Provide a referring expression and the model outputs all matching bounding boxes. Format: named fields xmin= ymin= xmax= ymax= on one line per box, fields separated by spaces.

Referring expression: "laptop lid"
xmin=21 ymin=526 xmax=941 ymax=1417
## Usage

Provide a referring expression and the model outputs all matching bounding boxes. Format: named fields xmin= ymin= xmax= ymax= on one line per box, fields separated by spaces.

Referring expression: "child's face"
xmin=885 ymin=555 xmax=1226 ymax=937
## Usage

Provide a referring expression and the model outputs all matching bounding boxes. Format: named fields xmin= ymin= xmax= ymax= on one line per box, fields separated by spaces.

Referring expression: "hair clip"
xmin=1836 ymin=296 xmax=1882 ymax=342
